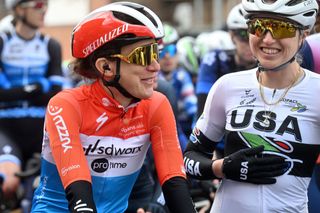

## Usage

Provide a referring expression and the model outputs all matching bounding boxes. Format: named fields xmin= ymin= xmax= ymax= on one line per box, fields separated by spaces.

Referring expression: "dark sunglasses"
xmin=247 ymin=18 xmax=302 ymax=39
xmin=159 ymin=44 xmax=177 ymax=59
xmin=20 ymin=0 xmax=48 ymax=10
xmin=233 ymin=29 xmax=249 ymax=42
xmin=110 ymin=43 xmax=159 ymax=67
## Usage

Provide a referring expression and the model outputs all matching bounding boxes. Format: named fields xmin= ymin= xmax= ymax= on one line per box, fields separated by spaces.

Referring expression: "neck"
xmin=257 ymin=62 xmax=302 ymax=89
xmin=15 ymin=22 xmax=37 ymax=40
xmin=99 ymin=80 xmax=132 ymax=108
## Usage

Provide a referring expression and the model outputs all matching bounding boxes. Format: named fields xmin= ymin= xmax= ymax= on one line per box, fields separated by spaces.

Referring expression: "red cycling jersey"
xmin=32 ymin=80 xmax=186 ymax=212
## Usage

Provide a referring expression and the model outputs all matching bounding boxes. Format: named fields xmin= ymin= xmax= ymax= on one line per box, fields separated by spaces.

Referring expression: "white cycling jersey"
xmin=196 ymin=68 xmax=320 ymax=213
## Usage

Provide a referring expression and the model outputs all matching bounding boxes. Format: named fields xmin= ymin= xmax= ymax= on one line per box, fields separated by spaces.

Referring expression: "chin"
xmin=139 ymin=90 xmax=154 ymax=99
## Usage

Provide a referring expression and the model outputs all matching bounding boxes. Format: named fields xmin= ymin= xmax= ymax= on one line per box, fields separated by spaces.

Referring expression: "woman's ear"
xmin=229 ymin=31 xmax=236 ymax=44
xmin=302 ymin=30 xmax=310 ymax=39
xmin=298 ymin=30 xmax=309 ymax=47
xmin=95 ymin=58 xmax=114 ymax=78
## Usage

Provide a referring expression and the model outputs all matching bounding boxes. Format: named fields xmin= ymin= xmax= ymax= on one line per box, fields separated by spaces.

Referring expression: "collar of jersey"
xmin=91 ymin=80 xmax=139 ymax=109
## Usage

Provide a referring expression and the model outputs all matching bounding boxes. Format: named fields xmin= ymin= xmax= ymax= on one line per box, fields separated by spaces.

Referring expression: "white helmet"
xmin=209 ymin=30 xmax=235 ymax=51
xmin=196 ymin=30 xmax=235 ymax=58
xmin=5 ymin=0 xmax=26 ymax=10
xmin=227 ymin=3 xmax=248 ymax=29
xmin=242 ymin=0 xmax=319 ymax=30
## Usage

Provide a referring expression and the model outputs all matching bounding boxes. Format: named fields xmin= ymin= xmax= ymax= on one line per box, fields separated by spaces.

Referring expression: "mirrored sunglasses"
xmin=247 ymin=18 xmax=302 ymax=39
xmin=110 ymin=43 xmax=159 ymax=67
xmin=233 ymin=29 xmax=249 ymax=42
xmin=159 ymin=44 xmax=177 ymax=59
xmin=20 ymin=0 xmax=48 ymax=10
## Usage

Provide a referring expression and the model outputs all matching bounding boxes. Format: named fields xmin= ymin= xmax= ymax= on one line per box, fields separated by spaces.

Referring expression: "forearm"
xmin=30 ymin=85 xmax=62 ymax=105
xmin=0 ymin=84 xmax=42 ymax=102
xmin=162 ymin=177 xmax=196 ymax=213
xmin=183 ymin=130 xmax=219 ymax=179
xmin=65 ymin=180 xmax=97 ymax=213
xmin=184 ymin=143 xmax=222 ymax=179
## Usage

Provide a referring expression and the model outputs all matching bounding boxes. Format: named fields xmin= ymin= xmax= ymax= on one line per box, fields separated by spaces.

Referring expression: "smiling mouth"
xmin=141 ymin=77 xmax=155 ymax=84
xmin=261 ymin=47 xmax=280 ymax=55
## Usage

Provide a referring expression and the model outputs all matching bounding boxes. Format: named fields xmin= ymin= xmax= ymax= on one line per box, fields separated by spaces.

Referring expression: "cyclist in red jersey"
xmin=31 ymin=2 xmax=196 ymax=213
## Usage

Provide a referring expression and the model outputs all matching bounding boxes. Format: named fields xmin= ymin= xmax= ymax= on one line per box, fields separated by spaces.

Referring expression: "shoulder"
xmin=149 ymin=91 xmax=167 ymax=102
xmin=218 ymin=68 xmax=255 ymax=83
xmin=306 ymin=33 xmax=320 ymax=43
xmin=50 ymin=85 xmax=88 ymax=105
xmin=140 ymin=91 xmax=168 ymax=108
xmin=305 ymin=68 xmax=320 ymax=80
xmin=47 ymin=36 xmax=62 ymax=49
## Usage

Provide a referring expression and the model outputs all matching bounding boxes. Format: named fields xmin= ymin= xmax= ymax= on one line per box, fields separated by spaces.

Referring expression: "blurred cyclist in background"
xmin=176 ymin=36 xmax=200 ymax=86
xmin=31 ymin=2 xmax=196 ymax=213
xmin=0 ymin=0 xmax=65 ymax=209
xmin=300 ymin=0 xmax=320 ymax=74
xmin=196 ymin=3 xmax=257 ymax=120
xmin=195 ymin=30 xmax=235 ymax=62
xmin=159 ymin=23 xmax=197 ymax=138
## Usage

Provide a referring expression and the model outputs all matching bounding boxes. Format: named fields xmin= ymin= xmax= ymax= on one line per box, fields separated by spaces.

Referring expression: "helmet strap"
xmin=101 ymin=59 xmax=140 ymax=101
xmin=258 ymin=56 xmax=295 ymax=72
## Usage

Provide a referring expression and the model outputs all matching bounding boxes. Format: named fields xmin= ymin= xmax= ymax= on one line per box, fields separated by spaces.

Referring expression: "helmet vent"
xmin=112 ymin=7 xmax=158 ymax=28
xmin=113 ymin=11 xmax=143 ymax=25
xmin=239 ymin=8 xmax=244 ymax=16
xmin=261 ymin=0 xmax=276 ymax=4
xmin=303 ymin=10 xmax=317 ymax=17
xmin=286 ymin=0 xmax=304 ymax=6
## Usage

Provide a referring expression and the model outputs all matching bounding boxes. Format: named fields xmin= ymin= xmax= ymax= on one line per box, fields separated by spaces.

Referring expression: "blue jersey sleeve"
xmin=196 ymin=51 xmax=220 ymax=95
xmin=300 ymin=41 xmax=314 ymax=71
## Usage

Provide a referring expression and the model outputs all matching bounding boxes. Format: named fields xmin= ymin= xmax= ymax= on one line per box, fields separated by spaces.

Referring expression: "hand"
xmin=222 ymin=145 xmax=287 ymax=184
xmin=137 ymin=208 xmax=149 ymax=213
xmin=0 ymin=162 xmax=21 ymax=198
xmin=136 ymin=202 xmax=169 ymax=213
xmin=23 ymin=83 xmax=43 ymax=98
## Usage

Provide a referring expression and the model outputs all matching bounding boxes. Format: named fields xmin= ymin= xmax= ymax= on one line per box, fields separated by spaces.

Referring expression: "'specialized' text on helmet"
xmin=71 ymin=1 xmax=164 ymax=59
xmin=242 ymin=0 xmax=319 ymax=30
xmin=227 ymin=3 xmax=248 ymax=30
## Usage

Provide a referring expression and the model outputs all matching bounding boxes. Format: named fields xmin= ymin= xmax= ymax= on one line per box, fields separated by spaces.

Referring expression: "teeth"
xmin=262 ymin=48 xmax=279 ymax=54
xmin=143 ymin=78 xmax=154 ymax=83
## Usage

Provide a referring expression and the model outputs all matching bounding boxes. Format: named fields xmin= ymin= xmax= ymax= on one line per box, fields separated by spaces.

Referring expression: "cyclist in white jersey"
xmin=0 ymin=0 xmax=65 ymax=208
xmin=183 ymin=0 xmax=320 ymax=212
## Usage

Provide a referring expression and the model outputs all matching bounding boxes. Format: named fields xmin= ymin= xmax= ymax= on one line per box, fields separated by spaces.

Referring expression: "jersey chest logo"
xmin=96 ymin=112 xmax=108 ymax=132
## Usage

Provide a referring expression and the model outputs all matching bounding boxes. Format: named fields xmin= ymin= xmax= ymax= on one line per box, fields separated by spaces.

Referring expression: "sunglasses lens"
xmin=34 ymin=1 xmax=46 ymax=9
xmin=127 ymin=43 xmax=159 ymax=66
xmin=248 ymin=20 xmax=265 ymax=37
xmin=234 ymin=29 xmax=249 ymax=41
xmin=159 ymin=44 xmax=177 ymax=58
xmin=248 ymin=19 xmax=298 ymax=39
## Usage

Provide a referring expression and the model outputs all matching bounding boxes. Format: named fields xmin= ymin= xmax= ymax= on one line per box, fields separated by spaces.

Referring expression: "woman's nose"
xmin=146 ymin=59 xmax=160 ymax=72
xmin=262 ymin=31 xmax=276 ymax=43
